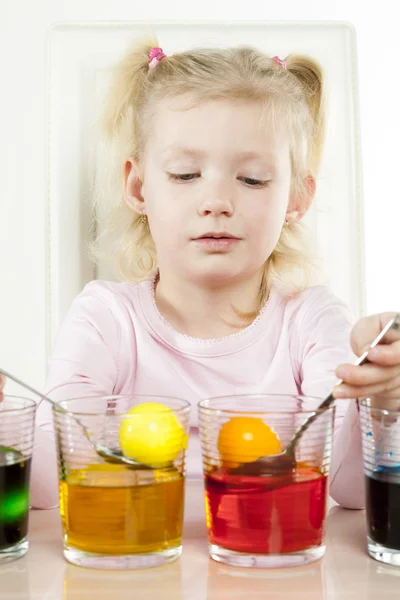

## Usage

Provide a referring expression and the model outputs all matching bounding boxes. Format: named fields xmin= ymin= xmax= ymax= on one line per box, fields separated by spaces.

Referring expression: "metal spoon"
xmin=231 ymin=313 xmax=400 ymax=477
xmin=0 ymin=368 xmax=154 ymax=470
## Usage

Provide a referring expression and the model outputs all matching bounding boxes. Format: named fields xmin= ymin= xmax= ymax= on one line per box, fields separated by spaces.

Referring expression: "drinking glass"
xmin=53 ymin=395 xmax=190 ymax=569
xmin=360 ymin=397 xmax=400 ymax=566
xmin=0 ymin=396 xmax=36 ymax=562
xmin=198 ymin=394 xmax=335 ymax=568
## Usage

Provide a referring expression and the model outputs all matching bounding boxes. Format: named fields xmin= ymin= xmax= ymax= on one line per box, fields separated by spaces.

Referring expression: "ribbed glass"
xmin=198 ymin=394 xmax=334 ymax=568
xmin=0 ymin=396 xmax=36 ymax=562
xmin=53 ymin=395 xmax=190 ymax=569
xmin=360 ymin=398 xmax=400 ymax=566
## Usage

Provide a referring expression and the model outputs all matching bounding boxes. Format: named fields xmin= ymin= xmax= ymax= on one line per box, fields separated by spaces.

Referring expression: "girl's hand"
xmin=0 ymin=373 xmax=5 ymax=402
xmin=333 ymin=312 xmax=400 ymax=406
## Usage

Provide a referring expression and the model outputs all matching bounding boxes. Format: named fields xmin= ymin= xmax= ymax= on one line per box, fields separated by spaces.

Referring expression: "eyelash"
xmin=168 ymin=173 xmax=199 ymax=182
xmin=167 ymin=173 xmax=270 ymax=188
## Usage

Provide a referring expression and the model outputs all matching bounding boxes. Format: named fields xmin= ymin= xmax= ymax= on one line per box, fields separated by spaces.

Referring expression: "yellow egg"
xmin=119 ymin=402 xmax=187 ymax=468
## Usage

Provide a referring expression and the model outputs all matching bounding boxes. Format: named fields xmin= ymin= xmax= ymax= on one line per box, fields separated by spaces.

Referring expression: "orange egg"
xmin=217 ymin=416 xmax=282 ymax=468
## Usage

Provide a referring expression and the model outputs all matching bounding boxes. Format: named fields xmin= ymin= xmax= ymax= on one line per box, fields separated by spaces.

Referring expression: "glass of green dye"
xmin=0 ymin=397 xmax=36 ymax=562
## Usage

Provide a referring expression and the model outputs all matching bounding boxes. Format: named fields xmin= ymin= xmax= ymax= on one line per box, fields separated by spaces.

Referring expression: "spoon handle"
xmin=287 ymin=313 xmax=400 ymax=455
xmin=0 ymin=367 xmax=97 ymax=449
xmin=0 ymin=368 xmax=57 ymax=407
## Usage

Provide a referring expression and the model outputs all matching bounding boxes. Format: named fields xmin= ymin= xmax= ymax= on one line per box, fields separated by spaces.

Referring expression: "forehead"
xmin=146 ymin=96 xmax=290 ymax=163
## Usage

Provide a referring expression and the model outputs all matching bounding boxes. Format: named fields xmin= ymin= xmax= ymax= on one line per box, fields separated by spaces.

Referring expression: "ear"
xmin=286 ymin=174 xmax=316 ymax=224
xmin=123 ymin=159 xmax=145 ymax=214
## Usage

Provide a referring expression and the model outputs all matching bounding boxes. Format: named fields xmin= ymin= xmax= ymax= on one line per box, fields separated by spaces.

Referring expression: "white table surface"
xmin=1 ymin=480 xmax=400 ymax=599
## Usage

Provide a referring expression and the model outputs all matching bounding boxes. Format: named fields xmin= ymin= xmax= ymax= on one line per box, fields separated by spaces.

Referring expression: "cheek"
xmin=144 ymin=181 xmax=190 ymax=227
xmin=142 ymin=178 xmax=167 ymax=219
xmin=247 ymin=202 xmax=284 ymax=235
xmin=244 ymin=205 xmax=285 ymax=256
xmin=143 ymin=191 xmax=183 ymax=250
xmin=254 ymin=220 xmax=281 ymax=248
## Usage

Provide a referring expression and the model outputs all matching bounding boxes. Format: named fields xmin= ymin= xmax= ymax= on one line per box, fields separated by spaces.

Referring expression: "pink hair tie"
xmin=148 ymin=47 xmax=167 ymax=69
xmin=272 ymin=56 xmax=287 ymax=70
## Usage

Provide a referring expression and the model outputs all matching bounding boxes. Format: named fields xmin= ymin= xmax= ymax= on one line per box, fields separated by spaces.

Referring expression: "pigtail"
xmin=90 ymin=35 xmax=161 ymax=281
xmin=100 ymin=35 xmax=159 ymax=155
xmin=254 ymin=55 xmax=326 ymax=307
xmin=285 ymin=55 xmax=326 ymax=176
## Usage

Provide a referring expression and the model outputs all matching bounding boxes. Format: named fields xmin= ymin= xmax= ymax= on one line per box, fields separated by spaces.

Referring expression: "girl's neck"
xmin=153 ymin=269 xmax=265 ymax=339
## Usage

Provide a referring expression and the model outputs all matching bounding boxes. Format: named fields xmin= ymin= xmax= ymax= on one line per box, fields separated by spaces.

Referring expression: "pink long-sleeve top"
xmin=31 ymin=275 xmax=364 ymax=510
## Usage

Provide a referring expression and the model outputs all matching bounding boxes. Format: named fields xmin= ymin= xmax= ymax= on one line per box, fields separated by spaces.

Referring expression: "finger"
xmin=370 ymin=396 xmax=400 ymax=411
xmin=350 ymin=312 xmax=399 ymax=356
xmin=0 ymin=373 xmax=5 ymax=401
xmin=335 ymin=362 xmax=400 ymax=386
xmin=367 ymin=340 xmax=400 ymax=366
xmin=0 ymin=374 xmax=6 ymax=403
xmin=333 ymin=372 xmax=400 ymax=399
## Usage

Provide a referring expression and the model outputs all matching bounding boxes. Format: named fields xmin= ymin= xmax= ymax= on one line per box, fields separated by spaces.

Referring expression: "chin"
xmin=183 ymin=262 xmax=251 ymax=288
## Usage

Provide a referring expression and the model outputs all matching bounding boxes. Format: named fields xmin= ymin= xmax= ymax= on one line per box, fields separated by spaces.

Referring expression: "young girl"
xmin=4 ymin=38 xmax=400 ymax=510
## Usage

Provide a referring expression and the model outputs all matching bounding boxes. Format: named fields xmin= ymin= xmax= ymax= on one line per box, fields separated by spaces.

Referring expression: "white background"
xmin=1 ymin=0 xmax=399 ymax=391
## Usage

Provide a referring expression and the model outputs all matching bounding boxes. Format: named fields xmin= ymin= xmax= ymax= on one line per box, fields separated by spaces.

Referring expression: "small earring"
xmin=140 ymin=214 xmax=147 ymax=224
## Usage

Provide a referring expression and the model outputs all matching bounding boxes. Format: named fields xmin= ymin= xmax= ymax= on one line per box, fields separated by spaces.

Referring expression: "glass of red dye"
xmin=198 ymin=395 xmax=335 ymax=568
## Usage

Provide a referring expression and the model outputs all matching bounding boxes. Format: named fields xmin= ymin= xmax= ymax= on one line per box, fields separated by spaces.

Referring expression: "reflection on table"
xmin=1 ymin=480 xmax=400 ymax=599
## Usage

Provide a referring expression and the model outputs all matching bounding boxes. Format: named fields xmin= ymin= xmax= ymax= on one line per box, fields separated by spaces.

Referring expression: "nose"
xmin=197 ymin=182 xmax=234 ymax=217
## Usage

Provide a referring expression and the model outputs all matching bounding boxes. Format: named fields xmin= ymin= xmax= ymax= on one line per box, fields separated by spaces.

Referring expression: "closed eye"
xmin=238 ymin=177 xmax=270 ymax=188
xmin=167 ymin=173 xmax=200 ymax=182
xmin=167 ymin=173 xmax=270 ymax=187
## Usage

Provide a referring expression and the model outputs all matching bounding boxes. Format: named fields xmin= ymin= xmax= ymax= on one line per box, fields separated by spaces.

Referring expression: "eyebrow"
xmin=160 ymin=146 xmax=278 ymax=163
xmin=160 ymin=146 xmax=205 ymax=160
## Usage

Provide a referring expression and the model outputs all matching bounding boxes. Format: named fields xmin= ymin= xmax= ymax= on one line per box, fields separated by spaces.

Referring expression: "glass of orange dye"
xmin=198 ymin=395 xmax=335 ymax=568
xmin=52 ymin=396 xmax=190 ymax=569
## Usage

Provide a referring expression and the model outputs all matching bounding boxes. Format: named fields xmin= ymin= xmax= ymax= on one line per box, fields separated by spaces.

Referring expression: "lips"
xmin=191 ymin=232 xmax=241 ymax=251
xmin=194 ymin=232 xmax=240 ymax=240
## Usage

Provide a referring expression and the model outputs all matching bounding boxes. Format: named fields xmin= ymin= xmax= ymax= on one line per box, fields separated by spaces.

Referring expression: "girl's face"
xmin=125 ymin=97 xmax=313 ymax=287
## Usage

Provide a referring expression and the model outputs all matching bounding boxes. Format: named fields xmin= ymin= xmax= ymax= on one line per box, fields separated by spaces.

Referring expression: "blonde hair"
xmin=91 ymin=36 xmax=326 ymax=314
